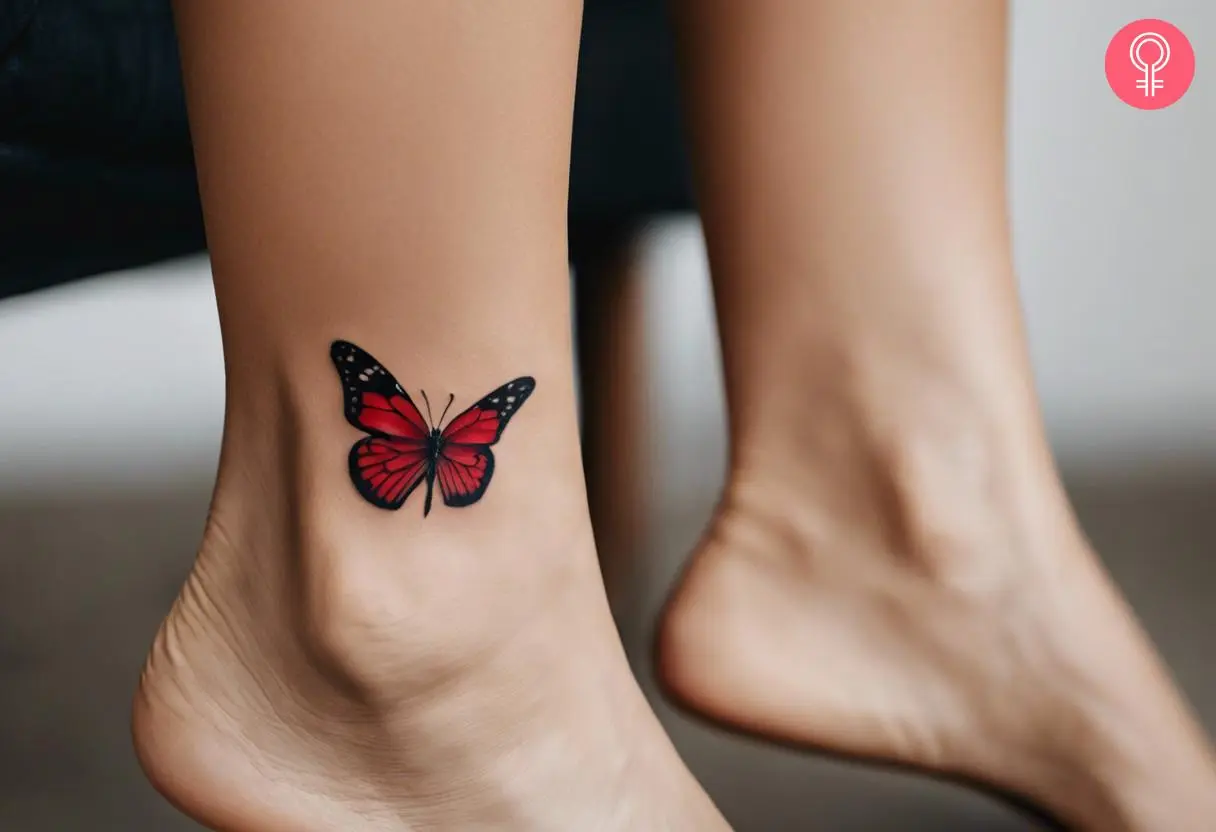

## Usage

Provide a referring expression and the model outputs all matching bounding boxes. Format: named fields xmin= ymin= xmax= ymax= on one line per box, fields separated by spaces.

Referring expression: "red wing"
xmin=436 ymin=443 xmax=495 ymax=508
xmin=349 ymin=436 xmax=430 ymax=510
xmin=440 ymin=376 xmax=536 ymax=446
xmin=331 ymin=340 xmax=428 ymax=440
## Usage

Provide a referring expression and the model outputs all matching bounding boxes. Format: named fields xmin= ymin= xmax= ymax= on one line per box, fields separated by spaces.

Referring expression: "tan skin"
xmin=132 ymin=1 xmax=1216 ymax=830
xmin=135 ymin=2 xmax=725 ymax=830
xmin=659 ymin=2 xmax=1216 ymax=829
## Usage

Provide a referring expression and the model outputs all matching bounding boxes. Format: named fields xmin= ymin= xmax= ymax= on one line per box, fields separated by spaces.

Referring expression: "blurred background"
xmin=0 ymin=1 xmax=1212 ymax=830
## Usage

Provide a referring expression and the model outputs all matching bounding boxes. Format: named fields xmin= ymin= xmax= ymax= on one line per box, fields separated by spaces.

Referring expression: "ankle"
xmin=216 ymin=480 xmax=596 ymax=673
xmin=727 ymin=378 xmax=1081 ymax=583
xmin=197 ymin=369 xmax=604 ymax=694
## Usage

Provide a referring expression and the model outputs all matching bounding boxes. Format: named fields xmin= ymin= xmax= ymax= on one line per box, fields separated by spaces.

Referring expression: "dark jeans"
xmin=0 ymin=0 xmax=692 ymax=300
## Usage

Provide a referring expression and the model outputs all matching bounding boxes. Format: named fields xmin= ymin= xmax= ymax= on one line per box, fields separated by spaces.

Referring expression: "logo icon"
xmin=1131 ymin=32 xmax=1170 ymax=97
xmin=1106 ymin=19 xmax=1195 ymax=109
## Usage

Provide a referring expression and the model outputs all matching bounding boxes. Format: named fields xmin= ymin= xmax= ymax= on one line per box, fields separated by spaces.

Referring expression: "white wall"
xmin=0 ymin=261 xmax=225 ymax=493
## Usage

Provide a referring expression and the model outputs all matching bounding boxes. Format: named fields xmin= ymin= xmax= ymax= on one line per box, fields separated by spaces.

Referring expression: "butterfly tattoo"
xmin=330 ymin=340 xmax=535 ymax=516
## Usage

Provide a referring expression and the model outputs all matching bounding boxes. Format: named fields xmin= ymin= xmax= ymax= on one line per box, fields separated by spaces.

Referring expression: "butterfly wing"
xmin=439 ymin=377 xmax=536 ymax=446
xmin=435 ymin=377 xmax=535 ymax=509
xmin=331 ymin=340 xmax=433 ymax=511
xmin=435 ymin=443 xmax=495 ymax=508
xmin=349 ymin=436 xmax=431 ymax=510
xmin=330 ymin=340 xmax=429 ymax=442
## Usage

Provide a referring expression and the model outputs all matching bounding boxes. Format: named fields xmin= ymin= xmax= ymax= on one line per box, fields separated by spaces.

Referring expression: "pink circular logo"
xmin=1106 ymin=19 xmax=1195 ymax=109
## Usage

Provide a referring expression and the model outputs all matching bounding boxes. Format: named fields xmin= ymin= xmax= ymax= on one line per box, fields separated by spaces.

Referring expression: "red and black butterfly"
xmin=330 ymin=340 xmax=535 ymax=516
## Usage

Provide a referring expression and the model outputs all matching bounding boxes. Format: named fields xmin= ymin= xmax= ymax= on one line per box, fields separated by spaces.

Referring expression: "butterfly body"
xmin=412 ymin=426 xmax=462 ymax=517
xmin=331 ymin=340 xmax=533 ymax=516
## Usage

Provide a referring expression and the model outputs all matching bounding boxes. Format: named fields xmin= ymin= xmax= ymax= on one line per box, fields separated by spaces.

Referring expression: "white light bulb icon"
xmin=1130 ymin=32 xmax=1170 ymax=97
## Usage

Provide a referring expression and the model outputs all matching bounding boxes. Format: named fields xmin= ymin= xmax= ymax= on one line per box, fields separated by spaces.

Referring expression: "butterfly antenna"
xmin=420 ymin=389 xmax=435 ymax=430
xmin=438 ymin=393 xmax=455 ymax=429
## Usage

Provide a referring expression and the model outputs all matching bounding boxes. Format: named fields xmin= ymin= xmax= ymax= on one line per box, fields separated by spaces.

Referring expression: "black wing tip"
xmin=330 ymin=341 xmax=352 ymax=367
xmin=518 ymin=377 xmax=537 ymax=402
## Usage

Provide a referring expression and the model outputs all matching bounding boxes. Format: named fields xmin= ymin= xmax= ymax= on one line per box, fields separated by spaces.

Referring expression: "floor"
xmin=2 ymin=464 xmax=1214 ymax=831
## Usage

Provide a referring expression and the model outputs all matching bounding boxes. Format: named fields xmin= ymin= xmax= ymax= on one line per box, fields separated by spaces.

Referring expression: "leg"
xmin=659 ymin=2 xmax=1216 ymax=829
xmin=572 ymin=222 xmax=649 ymax=634
xmin=133 ymin=3 xmax=726 ymax=829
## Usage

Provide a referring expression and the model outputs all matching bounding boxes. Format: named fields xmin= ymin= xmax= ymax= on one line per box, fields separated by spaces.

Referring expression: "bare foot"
xmin=133 ymin=400 xmax=728 ymax=831
xmin=659 ymin=446 xmax=1216 ymax=831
